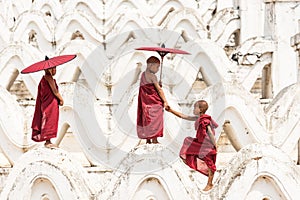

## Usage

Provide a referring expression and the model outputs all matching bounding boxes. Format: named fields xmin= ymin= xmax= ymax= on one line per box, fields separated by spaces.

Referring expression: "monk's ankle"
xmin=203 ymin=184 xmax=213 ymax=191
xmin=152 ymin=138 xmax=159 ymax=144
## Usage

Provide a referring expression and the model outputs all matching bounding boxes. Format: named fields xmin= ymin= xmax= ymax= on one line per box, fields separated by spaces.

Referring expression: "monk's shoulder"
xmin=149 ymin=73 xmax=158 ymax=83
xmin=145 ymin=72 xmax=157 ymax=83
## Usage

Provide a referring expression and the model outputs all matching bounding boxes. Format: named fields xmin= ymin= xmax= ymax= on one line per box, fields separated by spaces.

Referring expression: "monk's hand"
xmin=164 ymin=102 xmax=169 ymax=110
xmin=59 ymin=99 xmax=64 ymax=106
xmin=165 ymin=105 xmax=171 ymax=111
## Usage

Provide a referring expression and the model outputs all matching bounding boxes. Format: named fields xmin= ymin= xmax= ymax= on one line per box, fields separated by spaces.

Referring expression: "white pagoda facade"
xmin=0 ymin=0 xmax=300 ymax=199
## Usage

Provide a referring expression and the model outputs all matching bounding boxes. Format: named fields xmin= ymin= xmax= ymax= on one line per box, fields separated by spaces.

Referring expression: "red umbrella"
xmin=21 ymin=54 xmax=77 ymax=74
xmin=135 ymin=44 xmax=190 ymax=82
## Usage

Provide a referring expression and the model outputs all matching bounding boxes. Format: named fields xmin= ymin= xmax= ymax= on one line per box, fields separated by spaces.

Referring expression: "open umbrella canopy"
xmin=135 ymin=44 xmax=190 ymax=82
xmin=21 ymin=54 xmax=77 ymax=74
xmin=135 ymin=44 xmax=190 ymax=57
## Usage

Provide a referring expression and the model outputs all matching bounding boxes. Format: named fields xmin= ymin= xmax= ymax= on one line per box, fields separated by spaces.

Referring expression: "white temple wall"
xmin=0 ymin=0 xmax=299 ymax=199
xmin=264 ymin=0 xmax=299 ymax=94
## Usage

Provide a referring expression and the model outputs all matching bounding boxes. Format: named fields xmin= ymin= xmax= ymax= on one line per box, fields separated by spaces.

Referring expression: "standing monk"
xmin=137 ymin=56 xmax=169 ymax=144
xmin=167 ymin=100 xmax=218 ymax=191
xmin=31 ymin=67 xmax=64 ymax=148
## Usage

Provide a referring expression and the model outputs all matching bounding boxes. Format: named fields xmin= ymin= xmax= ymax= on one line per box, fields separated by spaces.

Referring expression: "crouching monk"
xmin=167 ymin=100 xmax=218 ymax=191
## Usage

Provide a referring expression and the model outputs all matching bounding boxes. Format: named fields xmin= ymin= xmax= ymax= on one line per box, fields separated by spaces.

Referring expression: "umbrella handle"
xmin=159 ymin=56 xmax=164 ymax=85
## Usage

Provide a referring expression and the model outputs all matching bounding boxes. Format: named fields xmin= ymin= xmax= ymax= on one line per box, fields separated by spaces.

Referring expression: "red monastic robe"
xmin=137 ymin=72 xmax=164 ymax=139
xmin=31 ymin=76 xmax=59 ymax=142
xmin=179 ymin=114 xmax=218 ymax=176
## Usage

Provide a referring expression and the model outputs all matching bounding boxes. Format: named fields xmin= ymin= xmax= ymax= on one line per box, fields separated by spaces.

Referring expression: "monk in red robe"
xmin=137 ymin=56 xmax=169 ymax=144
xmin=167 ymin=100 xmax=218 ymax=191
xmin=31 ymin=67 xmax=64 ymax=148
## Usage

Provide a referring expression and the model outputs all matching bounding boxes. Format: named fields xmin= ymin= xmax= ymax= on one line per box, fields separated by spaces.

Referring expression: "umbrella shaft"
xmin=159 ymin=56 xmax=164 ymax=83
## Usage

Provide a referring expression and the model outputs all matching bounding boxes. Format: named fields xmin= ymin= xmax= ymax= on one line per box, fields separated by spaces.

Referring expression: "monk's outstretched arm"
xmin=167 ymin=108 xmax=198 ymax=121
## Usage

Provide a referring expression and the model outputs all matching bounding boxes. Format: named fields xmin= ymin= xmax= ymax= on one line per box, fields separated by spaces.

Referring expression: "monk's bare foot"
xmin=44 ymin=142 xmax=58 ymax=148
xmin=146 ymin=139 xmax=151 ymax=144
xmin=203 ymin=184 xmax=213 ymax=191
xmin=152 ymin=138 xmax=159 ymax=144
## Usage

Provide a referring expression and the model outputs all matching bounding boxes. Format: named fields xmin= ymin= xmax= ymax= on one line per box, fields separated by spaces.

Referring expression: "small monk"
xmin=31 ymin=66 xmax=64 ymax=148
xmin=167 ymin=100 xmax=218 ymax=191
xmin=137 ymin=56 xmax=169 ymax=144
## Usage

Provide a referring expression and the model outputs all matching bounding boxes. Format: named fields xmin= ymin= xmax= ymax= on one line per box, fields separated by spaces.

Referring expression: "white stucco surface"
xmin=0 ymin=0 xmax=300 ymax=199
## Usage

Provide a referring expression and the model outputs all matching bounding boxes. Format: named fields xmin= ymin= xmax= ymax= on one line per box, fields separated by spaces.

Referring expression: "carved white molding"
xmin=0 ymin=147 xmax=93 ymax=199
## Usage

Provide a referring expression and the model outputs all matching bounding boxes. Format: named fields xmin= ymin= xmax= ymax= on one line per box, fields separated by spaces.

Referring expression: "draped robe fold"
xmin=31 ymin=76 xmax=59 ymax=142
xmin=180 ymin=114 xmax=218 ymax=176
xmin=137 ymin=72 xmax=163 ymax=139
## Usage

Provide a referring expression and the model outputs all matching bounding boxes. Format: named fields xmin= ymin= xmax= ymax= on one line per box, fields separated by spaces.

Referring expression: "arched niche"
xmin=64 ymin=0 xmax=102 ymax=19
xmin=30 ymin=177 xmax=60 ymax=200
xmin=13 ymin=11 xmax=53 ymax=52
xmin=0 ymin=85 xmax=33 ymax=165
xmin=31 ymin=0 xmax=63 ymax=20
xmin=222 ymin=106 xmax=258 ymax=151
xmin=246 ymin=175 xmax=288 ymax=200
xmin=215 ymin=144 xmax=300 ymax=200
xmin=0 ymin=147 xmax=92 ymax=199
xmin=132 ymin=177 xmax=171 ymax=200
xmin=98 ymin=144 xmax=192 ymax=199
xmin=0 ymin=43 xmax=43 ymax=97
xmin=55 ymin=12 xmax=103 ymax=45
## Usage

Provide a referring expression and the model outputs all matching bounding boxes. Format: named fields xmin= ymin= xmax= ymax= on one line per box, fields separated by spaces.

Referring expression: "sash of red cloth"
xmin=179 ymin=114 xmax=218 ymax=176
xmin=137 ymin=72 xmax=163 ymax=139
xmin=31 ymin=76 xmax=59 ymax=142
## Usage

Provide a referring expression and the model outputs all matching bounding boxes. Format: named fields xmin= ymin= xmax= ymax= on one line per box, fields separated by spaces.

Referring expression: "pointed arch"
xmin=13 ymin=11 xmax=53 ymax=44
xmin=210 ymin=83 xmax=268 ymax=144
xmin=0 ymin=86 xmax=30 ymax=165
xmin=30 ymin=177 xmax=60 ymax=200
xmin=54 ymin=82 xmax=141 ymax=167
xmin=161 ymin=9 xmax=207 ymax=39
xmin=265 ymin=83 xmax=300 ymax=154
xmin=146 ymin=0 xmax=184 ymax=25
xmin=105 ymin=0 xmax=139 ymax=20
xmin=7 ymin=1 xmax=31 ymax=15
xmin=131 ymin=176 xmax=172 ymax=200
xmin=0 ymin=43 xmax=43 ymax=96
xmin=0 ymin=147 xmax=93 ymax=199
xmin=246 ymin=174 xmax=289 ymax=200
xmin=55 ymin=40 xmax=109 ymax=98
xmin=209 ymin=8 xmax=240 ymax=46
xmin=55 ymin=11 xmax=103 ymax=44
xmin=104 ymin=12 xmax=150 ymax=39
xmin=99 ymin=144 xmax=192 ymax=199
xmin=64 ymin=0 xmax=103 ymax=19
xmin=214 ymin=144 xmax=300 ymax=199
xmin=31 ymin=0 xmax=63 ymax=19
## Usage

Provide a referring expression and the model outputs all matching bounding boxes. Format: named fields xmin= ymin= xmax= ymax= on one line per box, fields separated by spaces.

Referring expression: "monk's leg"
xmin=44 ymin=140 xmax=51 ymax=146
xmin=181 ymin=158 xmax=187 ymax=164
xmin=203 ymin=168 xmax=214 ymax=191
xmin=152 ymin=137 xmax=159 ymax=144
xmin=44 ymin=140 xmax=58 ymax=148
xmin=180 ymin=155 xmax=187 ymax=164
xmin=146 ymin=139 xmax=151 ymax=144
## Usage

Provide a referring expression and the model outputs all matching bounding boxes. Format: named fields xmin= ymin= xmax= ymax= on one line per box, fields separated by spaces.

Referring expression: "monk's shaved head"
xmin=146 ymin=56 xmax=160 ymax=65
xmin=196 ymin=100 xmax=208 ymax=114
